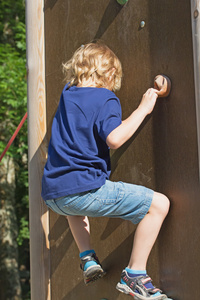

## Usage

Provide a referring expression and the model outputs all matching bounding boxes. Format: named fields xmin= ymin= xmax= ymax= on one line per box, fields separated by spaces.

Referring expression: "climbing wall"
xmin=44 ymin=0 xmax=200 ymax=299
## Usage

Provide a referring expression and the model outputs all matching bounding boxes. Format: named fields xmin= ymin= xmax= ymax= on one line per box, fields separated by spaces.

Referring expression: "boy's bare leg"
xmin=67 ymin=215 xmax=91 ymax=253
xmin=67 ymin=192 xmax=169 ymax=268
xmin=67 ymin=215 xmax=105 ymax=284
xmin=128 ymin=192 xmax=170 ymax=270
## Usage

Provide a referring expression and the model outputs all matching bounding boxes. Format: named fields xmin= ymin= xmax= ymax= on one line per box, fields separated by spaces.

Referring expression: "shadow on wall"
xmin=49 ymin=215 xmax=127 ymax=274
xmin=60 ymin=231 xmax=134 ymax=300
xmin=111 ymin=116 xmax=150 ymax=173
xmin=48 ymin=212 xmax=136 ymax=300
xmin=44 ymin=0 xmax=59 ymax=11
xmin=48 ymin=214 xmax=74 ymax=275
xmin=94 ymin=0 xmax=123 ymax=40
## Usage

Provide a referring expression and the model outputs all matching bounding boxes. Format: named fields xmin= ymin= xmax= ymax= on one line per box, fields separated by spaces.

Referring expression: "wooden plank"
xmin=45 ymin=1 xmax=199 ymax=299
xmin=191 ymin=0 xmax=200 ymax=178
xmin=26 ymin=0 xmax=50 ymax=299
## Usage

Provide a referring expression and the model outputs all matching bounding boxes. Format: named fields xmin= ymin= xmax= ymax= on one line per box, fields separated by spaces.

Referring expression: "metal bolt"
xmin=140 ymin=21 xmax=146 ymax=28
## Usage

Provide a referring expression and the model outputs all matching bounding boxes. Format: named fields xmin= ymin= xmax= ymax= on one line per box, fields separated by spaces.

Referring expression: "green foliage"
xmin=17 ymin=217 xmax=30 ymax=246
xmin=0 ymin=43 xmax=27 ymax=132
xmin=0 ymin=0 xmax=29 ymax=298
xmin=0 ymin=7 xmax=27 ymax=158
xmin=0 ymin=0 xmax=25 ymax=45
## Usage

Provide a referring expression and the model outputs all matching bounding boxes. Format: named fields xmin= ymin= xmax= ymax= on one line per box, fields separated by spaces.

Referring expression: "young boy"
xmin=42 ymin=42 xmax=170 ymax=299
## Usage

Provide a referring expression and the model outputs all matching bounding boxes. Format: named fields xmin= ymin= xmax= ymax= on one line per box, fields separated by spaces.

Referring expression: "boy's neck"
xmin=77 ymin=77 xmax=112 ymax=91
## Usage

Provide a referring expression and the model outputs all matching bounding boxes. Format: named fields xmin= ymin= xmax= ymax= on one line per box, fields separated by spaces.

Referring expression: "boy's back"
xmin=42 ymin=84 xmax=122 ymax=200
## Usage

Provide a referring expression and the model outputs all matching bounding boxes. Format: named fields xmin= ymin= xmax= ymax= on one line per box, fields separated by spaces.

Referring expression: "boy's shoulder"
xmin=62 ymin=83 xmax=116 ymax=97
xmin=99 ymin=87 xmax=117 ymax=98
xmin=62 ymin=84 xmax=119 ymax=104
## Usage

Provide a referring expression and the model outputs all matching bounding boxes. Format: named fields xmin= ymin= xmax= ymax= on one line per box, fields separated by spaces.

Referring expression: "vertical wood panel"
xmin=26 ymin=0 xmax=50 ymax=299
xmin=43 ymin=0 xmax=200 ymax=299
xmin=191 ymin=0 xmax=200 ymax=178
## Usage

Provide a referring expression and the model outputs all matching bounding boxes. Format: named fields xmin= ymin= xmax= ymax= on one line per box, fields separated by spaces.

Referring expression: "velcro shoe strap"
xmin=140 ymin=276 xmax=162 ymax=295
xmin=141 ymin=276 xmax=152 ymax=285
xmin=80 ymin=253 xmax=101 ymax=270
xmin=149 ymin=287 xmax=162 ymax=294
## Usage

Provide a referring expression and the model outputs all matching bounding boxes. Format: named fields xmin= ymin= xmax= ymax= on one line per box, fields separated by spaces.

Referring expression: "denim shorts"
xmin=44 ymin=180 xmax=154 ymax=224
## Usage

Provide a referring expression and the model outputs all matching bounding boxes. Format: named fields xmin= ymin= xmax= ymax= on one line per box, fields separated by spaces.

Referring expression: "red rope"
xmin=0 ymin=112 xmax=27 ymax=163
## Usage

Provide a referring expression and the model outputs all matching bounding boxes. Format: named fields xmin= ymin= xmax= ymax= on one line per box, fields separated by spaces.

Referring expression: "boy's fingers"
xmin=152 ymin=88 xmax=159 ymax=94
xmin=144 ymin=88 xmax=158 ymax=98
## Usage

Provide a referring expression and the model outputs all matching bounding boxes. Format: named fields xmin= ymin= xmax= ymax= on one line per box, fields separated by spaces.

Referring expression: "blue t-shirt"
xmin=41 ymin=84 xmax=122 ymax=200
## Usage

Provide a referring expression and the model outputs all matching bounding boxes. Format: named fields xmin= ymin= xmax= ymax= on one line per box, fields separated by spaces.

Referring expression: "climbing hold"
xmin=116 ymin=0 xmax=128 ymax=5
xmin=154 ymin=75 xmax=171 ymax=98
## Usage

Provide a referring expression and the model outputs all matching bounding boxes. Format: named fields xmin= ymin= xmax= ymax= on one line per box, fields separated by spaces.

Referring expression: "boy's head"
xmin=63 ymin=42 xmax=122 ymax=92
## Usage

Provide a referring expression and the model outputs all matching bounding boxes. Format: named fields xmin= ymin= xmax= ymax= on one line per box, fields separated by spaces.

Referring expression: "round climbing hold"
xmin=154 ymin=75 xmax=171 ymax=98
xmin=116 ymin=0 xmax=128 ymax=5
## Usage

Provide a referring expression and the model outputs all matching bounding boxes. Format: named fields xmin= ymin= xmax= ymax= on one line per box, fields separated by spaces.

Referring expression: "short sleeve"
xmin=96 ymin=97 xmax=122 ymax=142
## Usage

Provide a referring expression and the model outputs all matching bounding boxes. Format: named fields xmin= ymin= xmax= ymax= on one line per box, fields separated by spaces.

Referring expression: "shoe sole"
xmin=116 ymin=282 xmax=169 ymax=300
xmin=84 ymin=265 xmax=106 ymax=285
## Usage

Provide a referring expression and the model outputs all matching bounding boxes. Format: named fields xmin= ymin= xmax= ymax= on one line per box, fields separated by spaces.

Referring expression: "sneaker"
xmin=80 ymin=252 xmax=106 ymax=285
xmin=116 ymin=269 xmax=168 ymax=299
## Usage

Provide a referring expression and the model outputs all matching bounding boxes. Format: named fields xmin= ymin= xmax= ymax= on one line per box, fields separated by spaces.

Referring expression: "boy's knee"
xmin=150 ymin=192 xmax=170 ymax=217
xmin=161 ymin=194 xmax=170 ymax=216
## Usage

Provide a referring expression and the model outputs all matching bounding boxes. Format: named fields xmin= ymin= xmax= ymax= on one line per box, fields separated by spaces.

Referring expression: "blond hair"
xmin=62 ymin=42 xmax=122 ymax=92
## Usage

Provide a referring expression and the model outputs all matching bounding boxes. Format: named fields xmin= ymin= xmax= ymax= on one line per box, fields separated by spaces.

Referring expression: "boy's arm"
xmin=106 ymin=88 xmax=158 ymax=149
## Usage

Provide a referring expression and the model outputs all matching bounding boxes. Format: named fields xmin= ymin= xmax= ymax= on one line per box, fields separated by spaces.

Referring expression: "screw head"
xmin=140 ymin=21 xmax=146 ymax=28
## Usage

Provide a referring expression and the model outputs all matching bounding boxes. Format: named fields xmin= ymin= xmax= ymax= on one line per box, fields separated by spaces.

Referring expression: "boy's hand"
xmin=139 ymin=88 xmax=158 ymax=115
